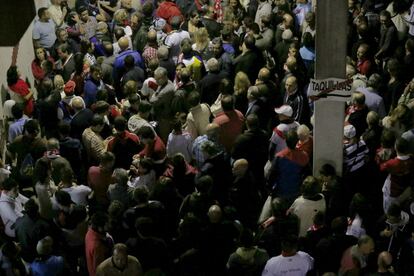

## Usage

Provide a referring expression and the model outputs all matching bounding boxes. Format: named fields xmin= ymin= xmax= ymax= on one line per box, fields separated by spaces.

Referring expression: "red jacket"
xmin=85 ymin=228 xmax=113 ymax=276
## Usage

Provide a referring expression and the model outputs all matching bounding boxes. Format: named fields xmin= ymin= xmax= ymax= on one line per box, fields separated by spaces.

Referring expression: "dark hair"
xmin=286 ymin=129 xmax=299 ymax=149
xmin=406 ymin=38 xmax=414 ymax=53
xmin=54 ymin=190 xmax=73 ymax=207
xmin=91 ymin=114 xmax=104 ymax=126
xmin=114 ymin=116 xmax=127 ymax=132
xmin=380 ymin=129 xmax=396 ymax=148
xmin=250 ymin=23 xmax=260 ymax=34
xmin=221 ymin=95 xmax=234 ymax=111
xmin=24 ymin=119 xmax=40 ymax=135
xmin=219 ymin=78 xmax=233 ymax=95
xmin=1 ymin=177 xmax=18 ymax=191
xmin=195 ymin=175 xmax=213 ymax=194
xmin=138 ymin=100 xmax=152 ymax=113
xmin=187 ymin=91 xmax=201 ymax=107
xmin=6 ymin=66 xmax=19 ymax=86
xmin=246 ymin=114 xmax=259 ymax=129
xmin=142 ymin=1 xmax=154 ymax=17
xmin=124 ymin=55 xmax=135 ymax=69
xmin=395 ymin=137 xmax=409 ymax=155
xmin=100 ymin=151 xmax=115 ymax=164
xmin=281 ymin=235 xmax=298 ymax=252
xmin=58 ymin=121 xmax=71 ymax=136
xmin=137 ymin=126 xmax=155 ymax=139
xmin=80 ymin=39 xmax=92 ymax=55
xmin=24 ymin=198 xmax=40 ymax=219
xmin=34 ymin=157 xmax=51 ymax=184
xmin=302 ymin=32 xmax=314 ymax=48
xmin=133 ymin=186 xmax=149 ymax=203
xmin=139 ymin=157 xmax=154 ymax=171
xmin=319 ymin=163 xmax=336 ymax=177
xmin=77 ymin=5 xmax=88 ymax=14
xmin=58 ymin=43 xmax=70 ymax=55
xmin=380 ymin=9 xmax=391 ymax=19
xmin=387 ymin=203 xmax=401 ymax=218
xmin=11 ymin=103 xmax=24 ymax=119
xmin=331 ymin=216 xmax=348 ymax=234
xmin=94 ymin=101 xmax=110 ymax=114
xmin=301 ymin=176 xmax=320 ymax=198
xmin=240 ymin=228 xmax=254 ymax=248
xmin=244 ymin=34 xmax=256 ymax=50
xmin=38 ymin=7 xmax=48 ymax=18
xmin=96 ymin=89 xmax=109 ymax=101
xmin=91 ymin=212 xmax=108 ymax=229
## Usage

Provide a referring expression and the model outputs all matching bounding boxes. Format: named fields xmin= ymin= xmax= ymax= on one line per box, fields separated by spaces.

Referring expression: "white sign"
xmin=308 ymin=78 xmax=353 ymax=102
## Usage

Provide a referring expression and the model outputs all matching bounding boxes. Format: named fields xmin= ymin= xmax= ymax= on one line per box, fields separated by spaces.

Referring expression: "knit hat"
xmin=344 ymin=124 xmax=356 ymax=139
xmin=64 ymin=80 xmax=76 ymax=95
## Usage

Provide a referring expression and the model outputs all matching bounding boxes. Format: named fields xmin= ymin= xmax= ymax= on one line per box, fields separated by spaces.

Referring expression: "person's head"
xmin=357 ymin=43 xmax=370 ymax=60
xmin=157 ymin=46 xmax=169 ymax=61
xmin=124 ymin=55 xmax=136 ymax=70
xmin=70 ymin=96 xmax=85 ymax=112
xmin=286 ymin=129 xmax=299 ymax=150
xmin=245 ymin=114 xmax=259 ymax=130
xmin=1 ymin=178 xmax=19 ymax=198
xmin=91 ymin=114 xmax=105 ymax=133
xmin=56 ymin=43 xmax=70 ymax=61
xmin=170 ymin=15 xmax=182 ymax=30
xmin=147 ymin=29 xmax=157 ymax=45
xmin=319 ymin=163 xmax=336 ymax=182
xmin=380 ymin=10 xmax=392 ymax=26
xmin=11 ymin=103 xmax=24 ymax=120
xmin=285 ymin=76 xmax=298 ymax=95
xmin=206 ymin=58 xmax=219 ymax=73
xmin=24 ymin=198 xmax=40 ymax=219
xmin=23 ymin=119 xmax=40 ymax=138
xmin=211 ymin=37 xmax=224 ymax=58
xmin=180 ymin=38 xmax=192 ymax=55
xmin=54 ymin=190 xmax=73 ymax=209
xmin=358 ymin=235 xmax=375 ymax=256
xmin=274 ymin=105 xmax=293 ymax=120
xmin=38 ymin=7 xmax=50 ymax=21
xmin=34 ymin=47 xmax=47 ymax=63
xmin=137 ymin=126 xmax=155 ymax=144
xmin=90 ymin=64 xmax=102 ymax=81
xmin=281 ymin=235 xmax=298 ymax=254
xmin=297 ymin=124 xmax=310 ymax=143
xmin=118 ymin=37 xmax=130 ymax=52
xmin=77 ymin=6 xmax=89 ymax=22
xmin=220 ymin=78 xmax=233 ymax=95
xmin=351 ymin=91 xmax=365 ymax=106
xmin=112 ymin=168 xmax=129 ymax=186
xmin=301 ymin=176 xmax=321 ymax=198
xmin=331 ymin=216 xmax=348 ymax=235
xmin=90 ymin=211 xmax=108 ymax=233
xmin=284 ymin=56 xmax=297 ymax=72
xmin=195 ymin=175 xmax=213 ymax=194
xmin=100 ymin=152 xmax=115 ymax=171
xmin=114 ymin=116 xmax=127 ymax=134
xmin=221 ymin=95 xmax=234 ymax=112
xmin=380 ymin=129 xmax=396 ymax=148
xmin=112 ymin=244 xmax=128 ymax=270
xmin=366 ymin=111 xmax=379 ymax=128
xmin=208 ymin=205 xmax=222 ymax=223
xmin=377 ymin=251 xmax=393 ymax=271
xmin=154 ymin=67 xmax=168 ymax=86
xmin=367 ymin=73 xmax=381 ymax=90
xmin=187 ymin=91 xmax=201 ymax=107
xmin=247 ymin=85 xmax=260 ymax=102
xmin=201 ymin=140 xmax=221 ymax=157
xmin=232 ymin=159 xmax=248 ymax=178
xmin=234 ymin=72 xmax=251 ymax=94
xmin=205 ymin=123 xmax=220 ymax=139
xmin=305 ymin=11 xmax=315 ymax=28
xmin=395 ymin=137 xmax=410 ymax=156
xmin=180 ymin=67 xmax=192 ymax=83
xmin=387 ymin=58 xmax=401 ymax=78
xmin=189 ymin=10 xmax=200 ymax=25
xmin=6 ymin=66 xmax=19 ymax=86
xmin=343 ymin=124 xmax=356 ymax=141
xmin=61 ymin=167 xmax=74 ymax=184
xmin=133 ymin=186 xmax=149 ymax=204
xmin=36 ymin=236 xmax=53 ymax=256
xmin=243 ymin=34 xmax=256 ymax=51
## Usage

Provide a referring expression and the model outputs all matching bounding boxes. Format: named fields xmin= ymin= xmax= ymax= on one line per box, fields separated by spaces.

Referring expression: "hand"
xmin=72 ymin=13 xmax=80 ymax=23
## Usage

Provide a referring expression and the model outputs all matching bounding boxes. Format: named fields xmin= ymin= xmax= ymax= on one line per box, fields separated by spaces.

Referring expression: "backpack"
xmin=19 ymin=153 xmax=34 ymax=178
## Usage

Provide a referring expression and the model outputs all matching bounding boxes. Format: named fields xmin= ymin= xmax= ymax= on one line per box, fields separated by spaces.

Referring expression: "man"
xmin=192 ymin=123 xmax=223 ymax=169
xmin=142 ymin=30 xmax=159 ymax=68
xmin=96 ymin=243 xmax=143 ymax=276
xmin=85 ymin=212 xmax=114 ymax=276
xmin=355 ymin=74 xmax=386 ymax=118
xmin=375 ymin=10 xmax=398 ymax=63
xmin=211 ymin=37 xmax=234 ymax=78
xmin=380 ymin=138 xmax=414 ymax=213
xmin=120 ymin=55 xmax=146 ymax=89
xmin=150 ymin=67 xmax=176 ymax=141
xmin=131 ymin=6 xmax=153 ymax=53
xmin=51 ymin=28 xmax=78 ymax=61
xmin=213 ymin=95 xmax=245 ymax=153
xmin=256 ymin=67 xmax=278 ymax=105
xmin=199 ymin=58 xmax=223 ymax=105
xmin=339 ymin=235 xmax=375 ymax=274
xmin=0 ymin=178 xmax=29 ymax=238
xmin=262 ymin=235 xmax=314 ymax=276
xmin=8 ymin=104 xmax=27 ymax=143
xmin=255 ymin=0 xmax=272 ymax=25
xmin=234 ymin=34 xmax=265 ymax=84
xmin=185 ymin=91 xmax=212 ymax=140
xmin=88 ymin=152 xmax=115 ymax=210
xmin=57 ymin=43 xmax=76 ymax=82
xmin=107 ymin=116 xmax=142 ymax=169
xmin=267 ymin=130 xmax=309 ymax=201
xmin=345 ymin=92 xmax=369 ymax=139
xmin=255 ymin=15 xmax=274 ymax=51
xmin=164 ymin=16 xmax=190 ymax=64
xmin=245 ymin=85 xmax=270 ymax=129
xmin=84 ymin=65 xmax=105 ymax=107
xmin=156 ymin=0 xmax=183 ymax=31
xmin=268 ymin=105 xmax=300 ymax=160
xmin=32 ymin=8 xmax=57 ymax=51
xmin=82 ymin=114 xmax=107 ymax=166
xmin=284 ymin=76 xmax=308 ymax=125
xmin=70 ymin=96 xmax=94 ymax=140
xmin=113 ymin=37 xmax=145 ymax=89
xmin=157 ymin=46 xmax=176 ymax=80
xmin=77 ymin=5 xmax=98 ymax=40
xmin=30 ymin=236 xmax=66 ymax=275
xmin=356 ymin=43 xmax=374 ymax=77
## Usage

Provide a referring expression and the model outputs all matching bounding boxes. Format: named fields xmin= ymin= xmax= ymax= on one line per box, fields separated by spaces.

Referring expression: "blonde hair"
xmin=234 ymin=72 xmax=251 ymax=95
xmin=194 ymin=27 xmax=210 ymax=52
xmin=114 ymin=9 xmax=128 ymax=24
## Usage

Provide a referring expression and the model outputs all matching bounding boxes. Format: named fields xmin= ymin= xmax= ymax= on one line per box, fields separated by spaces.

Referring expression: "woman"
xmin=346 ymin=193 xmax=373 ymax=238
xmin=192 ymin=27 xmax=211 ymax=62
xmin=385 ymin=58 xmax=405 ymax=113
xmin=31 ymin=47 xmax=55 ymax=88
xmin=7 ymin=66 xmax=34 ymax=117
xmin=185 ymin=10 xmax=204 ymax=37
xmin=233 ymin=71 xmax=250 ymax=114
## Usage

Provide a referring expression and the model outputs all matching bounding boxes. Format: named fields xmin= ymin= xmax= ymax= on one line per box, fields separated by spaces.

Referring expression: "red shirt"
xmin=213 ymin=110 xmax=245 ymax=152
xmin=87 ymin=166 xmax=112 ymax=206
xmin=380 ymin=156 xmax=414 ymax=197
xmin=277 ymin=148 xmax=310 ymax=167
xmin=85 ymin=228 xmax=112 ymax=276
xmin=139 ymin=135 xmax=166 ymax=163
xmin=9 ymin=79 xmax=34 ymax=116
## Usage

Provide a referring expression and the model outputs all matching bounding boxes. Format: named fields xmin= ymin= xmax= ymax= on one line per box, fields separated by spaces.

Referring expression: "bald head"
xmin=258 ymin=67 xmax=270 ymax=81
xmin=208 ymin=205 xmax=222 ymax=223
xmin=232 ymin=159 xmax=249 ymax=177
xmin=118 ymin=37 xmax=129 ymax=51
xmin=147 ymin=30 xmax=157 ymax=43
xmin=70 ymin=96 xmax=85 ymax=111
xmin=377 ymin=251 xmax=392 ymax=271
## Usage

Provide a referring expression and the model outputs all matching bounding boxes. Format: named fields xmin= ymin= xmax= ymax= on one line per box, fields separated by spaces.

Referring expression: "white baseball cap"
xmin=274 ymin=105 xmax=293 ymax=117
xmin=344 ymin=124 xmax=356 ymax=139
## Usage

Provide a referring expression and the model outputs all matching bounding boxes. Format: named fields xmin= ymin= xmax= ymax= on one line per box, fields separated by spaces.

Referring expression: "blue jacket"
xmin=84 ymin=76 xmax=104 ymax=107
xmin=113 ymin=49 xmax=145 ymax=84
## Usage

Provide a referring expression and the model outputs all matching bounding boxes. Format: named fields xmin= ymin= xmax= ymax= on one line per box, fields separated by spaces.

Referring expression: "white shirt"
xmin=0 ymin=192 xmax=28 ymax=237
xmin=167 ymin=132 xmax=193 ymax=163
xmin=290 ymin=195 xmax=326 ymax=237
xmin=262 ymin=251 xmax=314 ymax=276
xmin=62 ymin=185 xmax=92 ymax=206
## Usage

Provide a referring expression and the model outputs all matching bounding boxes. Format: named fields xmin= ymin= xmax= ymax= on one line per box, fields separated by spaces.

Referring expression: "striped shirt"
xmin=344 ymin=140 xmax=369 ymax=173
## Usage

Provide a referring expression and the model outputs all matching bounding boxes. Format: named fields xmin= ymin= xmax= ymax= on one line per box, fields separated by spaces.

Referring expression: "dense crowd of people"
xmin=1 ymin=0 xmax=414 ymax=274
